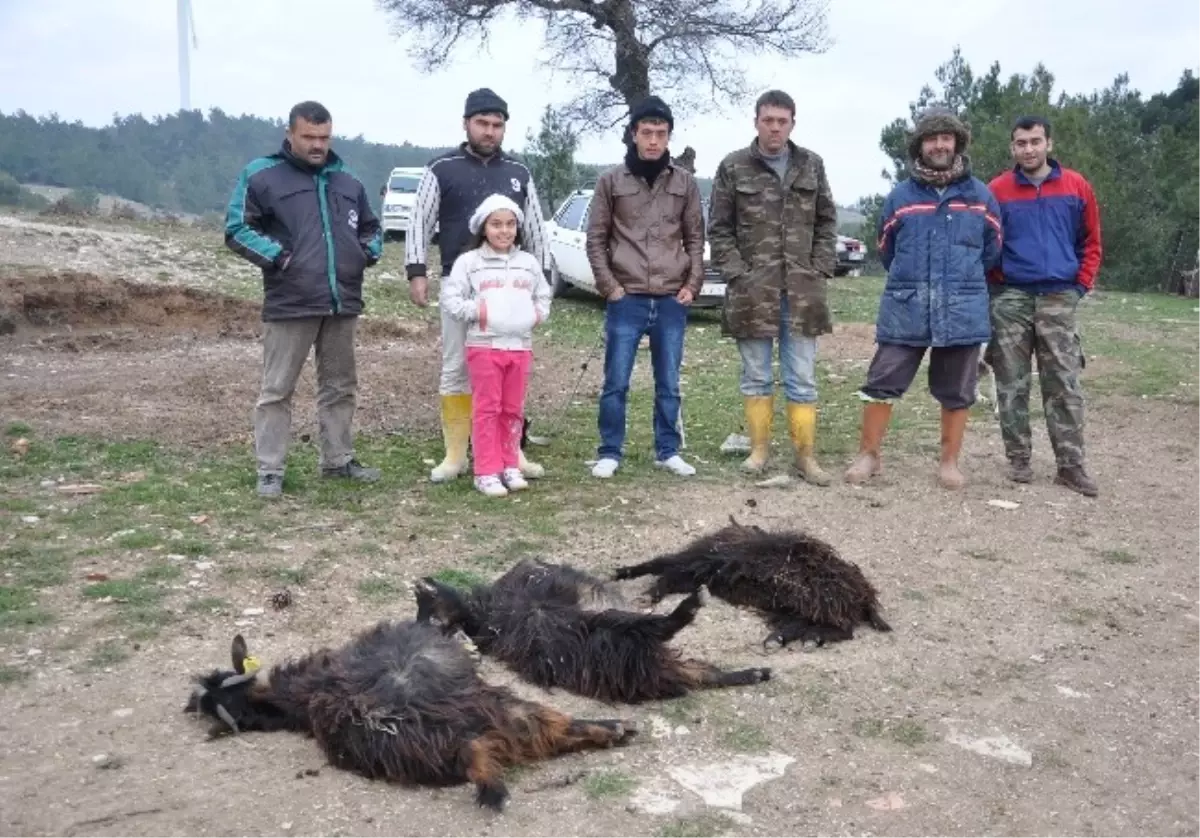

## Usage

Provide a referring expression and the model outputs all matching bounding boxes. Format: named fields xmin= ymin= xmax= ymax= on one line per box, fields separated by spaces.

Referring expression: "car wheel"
xmin=550 ymin=261 xmax=570 ymax=298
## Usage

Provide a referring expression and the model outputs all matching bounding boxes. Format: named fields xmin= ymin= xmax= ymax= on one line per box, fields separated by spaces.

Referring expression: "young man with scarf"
xmin=405 ymin=87 xmax=548 ymax=484
xmin=986 ymin=116 xmax=1101 ymax=497
xmin=844 ymin=106 xmax=1002 ymax=490
xmin=585 ymin=95 xmax=706 ymax=479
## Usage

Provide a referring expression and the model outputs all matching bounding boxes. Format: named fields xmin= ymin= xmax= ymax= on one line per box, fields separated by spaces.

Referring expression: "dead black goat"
xmin=612 ymin=517 xmax=892 ymax=650
xmin=183 ymin=620 xmax=635 ymax=811
xmin=414 ymin=559 xmax=771 ymax=704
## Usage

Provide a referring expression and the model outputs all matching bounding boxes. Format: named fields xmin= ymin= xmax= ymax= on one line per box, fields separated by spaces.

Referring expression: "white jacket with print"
xmin=440 ymin=244 xmax=551 ymax=351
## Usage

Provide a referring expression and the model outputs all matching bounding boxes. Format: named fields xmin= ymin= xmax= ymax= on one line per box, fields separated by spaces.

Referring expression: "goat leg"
xmin=679 ymin=658 xmax=772 ymax=690
xmin=645 ymin=585 xmax=710 ymax=641
xmin=463 ymin=736 xmax=510 ymax=812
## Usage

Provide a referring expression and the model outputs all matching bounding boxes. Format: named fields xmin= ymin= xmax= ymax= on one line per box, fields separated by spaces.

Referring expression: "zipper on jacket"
xmin=315 ymin=172 xmax=341 ymax=314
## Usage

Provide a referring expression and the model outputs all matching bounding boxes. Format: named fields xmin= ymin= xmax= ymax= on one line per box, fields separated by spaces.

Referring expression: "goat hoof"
xmin=696 ymin=585 xmax=711 ymax=606
xmin=616 ymin=720 xmax=639 ymax=741
xmin=756 ymin=667 xmax=773 ymax=682
xmin=476 ymin=782 xmax=509 ymax=811
xmin=762 ymin=633 xmax=786 ymax=653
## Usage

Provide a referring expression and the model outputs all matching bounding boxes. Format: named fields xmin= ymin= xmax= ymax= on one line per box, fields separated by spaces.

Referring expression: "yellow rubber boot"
xmin=786 ymin=402 xmax=831 ymax=486
xmin=430 ymin=394 xmax=472 ymax=483
xmin=741 ymin=396 xmax=774 ymax=473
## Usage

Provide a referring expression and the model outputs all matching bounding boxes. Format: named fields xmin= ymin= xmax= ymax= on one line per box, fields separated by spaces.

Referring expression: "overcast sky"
xmin=0 ymin=0 xmax=1196 ymax=203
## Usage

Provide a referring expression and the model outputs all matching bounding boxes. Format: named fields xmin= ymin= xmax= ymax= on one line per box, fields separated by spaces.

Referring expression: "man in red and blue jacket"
xmin=987 ymin=115 xmax=1102 ymax=497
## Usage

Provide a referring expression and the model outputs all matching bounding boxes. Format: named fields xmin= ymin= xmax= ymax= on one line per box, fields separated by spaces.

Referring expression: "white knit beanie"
xmin=468 ymin=193 xmax=525 ymax=235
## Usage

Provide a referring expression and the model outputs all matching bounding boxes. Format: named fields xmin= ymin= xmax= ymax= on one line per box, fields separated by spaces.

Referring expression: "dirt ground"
xmin=0 ymin=217 xmax=1197 ymax=838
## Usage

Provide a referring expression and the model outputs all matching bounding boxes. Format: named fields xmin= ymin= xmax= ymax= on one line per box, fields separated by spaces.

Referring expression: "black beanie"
xmin=464 ymin=88 xmax=509 ymax=121
xmin=628 ymin=95 xmax=674 ymax=133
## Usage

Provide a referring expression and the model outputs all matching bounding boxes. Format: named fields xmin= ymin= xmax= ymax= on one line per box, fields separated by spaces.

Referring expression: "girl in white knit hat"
xmin=440 ymin=194 xmax=552 ymax=497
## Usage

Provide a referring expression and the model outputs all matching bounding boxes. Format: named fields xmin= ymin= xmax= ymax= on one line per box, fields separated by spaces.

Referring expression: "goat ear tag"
xmin=242 ymin=655 xmax=262 ymax=675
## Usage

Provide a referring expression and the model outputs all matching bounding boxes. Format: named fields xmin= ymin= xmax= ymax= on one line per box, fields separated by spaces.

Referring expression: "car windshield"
xmin=388 ymin=175 xmax=420 ymax=194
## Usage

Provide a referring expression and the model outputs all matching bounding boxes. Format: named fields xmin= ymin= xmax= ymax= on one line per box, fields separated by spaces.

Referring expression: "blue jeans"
xmin=737 ymin=293 xmax=818 ymax=403
xmin=597 ymin=293 xmax=687 ymax=461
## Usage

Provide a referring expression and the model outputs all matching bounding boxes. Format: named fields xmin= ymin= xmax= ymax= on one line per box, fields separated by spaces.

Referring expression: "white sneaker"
xmin=474 ymin=475 xmax=508 ymax=498
xmin=591 ymin=458 xmax=620 ymax=479
xmin=655 ymin=455 xmax=696 ymax=477
xmin=501 ymin=468 xmax=528 ymax=491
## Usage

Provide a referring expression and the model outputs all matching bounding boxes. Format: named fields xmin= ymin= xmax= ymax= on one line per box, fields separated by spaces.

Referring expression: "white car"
xmin=379 ymin=166 xmax=425 ymax=239
xmin=544 ymin=189 xmax=727 ymax=308
xmin=835 ymin=234 xmax=866 ymax=276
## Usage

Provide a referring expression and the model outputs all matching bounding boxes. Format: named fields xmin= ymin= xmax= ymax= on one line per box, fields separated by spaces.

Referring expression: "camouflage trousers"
xmin=986 ymin=286 xmax=1087 ymax=467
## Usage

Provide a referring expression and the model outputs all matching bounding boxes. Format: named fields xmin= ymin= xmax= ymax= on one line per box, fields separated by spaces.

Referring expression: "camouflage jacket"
xmin=707 ymin=140 xmax=838 ymax=339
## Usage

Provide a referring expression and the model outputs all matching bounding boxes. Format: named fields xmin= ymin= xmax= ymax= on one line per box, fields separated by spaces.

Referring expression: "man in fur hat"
xmin=405 ymin=88 xmax=548 ymax=483
xmin=843 ymin=106 xmax=1002 ymax=490
xmin=584 ymin=95 xmax=706 ymax=479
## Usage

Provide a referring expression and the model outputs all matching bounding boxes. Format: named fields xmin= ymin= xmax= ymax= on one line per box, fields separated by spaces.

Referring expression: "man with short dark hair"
xmin=585 ymin=95 xmax=705 ymax=479
xmin=225 ymin=100 xmax=383 ymax=497
xmin=707 ymin=89 xmax=838 ymax=485
xmin=406 ymin=88 xmax=548 ymax=484
xmin=987 ymin=116 xmax=1102 ymax=496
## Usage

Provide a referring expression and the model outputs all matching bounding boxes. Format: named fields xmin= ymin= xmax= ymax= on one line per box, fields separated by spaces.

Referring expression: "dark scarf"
xmin=624 ymin=144 xmax=671 ymax=187
xmin=909 ymin=153 xmax=969 ymax=188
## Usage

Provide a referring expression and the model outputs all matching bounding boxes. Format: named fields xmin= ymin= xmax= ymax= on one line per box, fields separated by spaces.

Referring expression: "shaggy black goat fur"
xmin=613 ymin=517 xmax=892 ymax=650
xmin=414 ymin=559 xmax=771 ymax=704
xmin=183 ymin=621 xmax=635 ymax=811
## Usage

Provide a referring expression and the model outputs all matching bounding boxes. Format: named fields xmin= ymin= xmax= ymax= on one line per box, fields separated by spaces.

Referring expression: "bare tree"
xmin=377 ymin=0 xmax=831 ymax=133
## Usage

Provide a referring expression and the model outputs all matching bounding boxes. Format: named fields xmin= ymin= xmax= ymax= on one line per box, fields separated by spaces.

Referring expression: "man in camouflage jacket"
xmin=708 ymin=90 xmax=838 ymax=485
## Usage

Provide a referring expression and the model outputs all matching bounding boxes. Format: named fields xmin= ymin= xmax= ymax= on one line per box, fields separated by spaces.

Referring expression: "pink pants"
xmin=465 ymin=347 xmax=532 ymax=476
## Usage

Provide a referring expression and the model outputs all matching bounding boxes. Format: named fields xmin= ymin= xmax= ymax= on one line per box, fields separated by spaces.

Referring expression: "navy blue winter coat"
xmin=225 ymin=143 xmax=383 ymax=321
xmin=875 ymin=173 xmax=1002 ymax=347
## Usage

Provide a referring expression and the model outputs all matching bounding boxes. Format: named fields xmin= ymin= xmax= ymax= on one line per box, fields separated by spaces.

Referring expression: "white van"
xmin=380 ymin=166 xmax=425 ymax=239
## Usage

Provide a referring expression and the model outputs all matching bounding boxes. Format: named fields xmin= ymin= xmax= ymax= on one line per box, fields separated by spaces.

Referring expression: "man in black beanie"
xmin=584 ymin=94 xmax=705 ymax=480
xmin=405 ymin=87 xmax=549 ymax=483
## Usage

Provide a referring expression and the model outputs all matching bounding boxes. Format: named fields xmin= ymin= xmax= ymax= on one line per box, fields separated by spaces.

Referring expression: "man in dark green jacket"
xmin=708 ymin=89 xmax=838 ymax=486
xmin=225 ymin=100 xmax=383 ymax=498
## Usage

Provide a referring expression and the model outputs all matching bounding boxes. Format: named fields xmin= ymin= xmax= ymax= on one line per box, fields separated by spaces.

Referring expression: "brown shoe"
xmin=1007 ymin=458 xmax=1033 ymax=483
xmin=1055 ymin=465 xmax=1098 ymax=497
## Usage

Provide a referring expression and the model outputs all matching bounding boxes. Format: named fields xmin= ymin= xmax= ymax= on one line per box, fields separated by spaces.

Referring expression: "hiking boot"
xmin=1007 ymin=458 xmax=1034 ymax=483
xmin=257 ymin=473 xmax=282 ymax=499
xmin=1055 ymin=464 xmax=1098 ymax=497
xmin=322 ymin=459 xmax=381 ymax=482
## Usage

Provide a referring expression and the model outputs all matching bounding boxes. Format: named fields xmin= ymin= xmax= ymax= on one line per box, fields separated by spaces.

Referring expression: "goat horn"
xmin=215 ymin=703 xmax=240 ymax=734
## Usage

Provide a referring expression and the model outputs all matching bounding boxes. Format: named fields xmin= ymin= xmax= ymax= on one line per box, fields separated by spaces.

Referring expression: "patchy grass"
xmin=582 ymin=770 xmax=637 ymax=800
xmin=357 ymin=577 xmax=402 ymax=602
xmin=84 ymin=641 xmax=132 ymax=670
xmin=720 ymin=720 xmax=772 ymax=753
xmin=0 ymin=665 xmax=30 ymax=686
xmin=851 ymin=717 xmax=931 ymax=746
xmin=1097 ymin=548 xmax=1138 ymax=565
xmin=430 ymin=568 xmax=488 ymax=589
xmin=658 ymin=814 xmax=737 ymax=838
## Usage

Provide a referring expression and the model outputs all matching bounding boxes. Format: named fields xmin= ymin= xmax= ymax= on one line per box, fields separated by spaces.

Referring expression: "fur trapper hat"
xmin=907 ymin=106 xmax=971 ymax=160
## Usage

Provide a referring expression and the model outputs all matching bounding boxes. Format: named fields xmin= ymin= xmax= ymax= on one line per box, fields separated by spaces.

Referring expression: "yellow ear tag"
xmin=242 ymin=655 xmax=262 ymax=675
